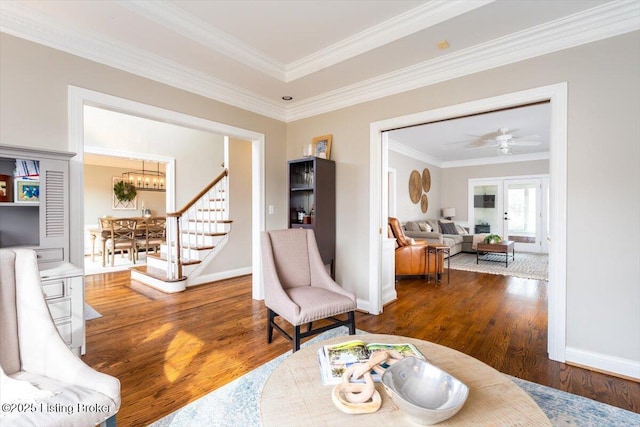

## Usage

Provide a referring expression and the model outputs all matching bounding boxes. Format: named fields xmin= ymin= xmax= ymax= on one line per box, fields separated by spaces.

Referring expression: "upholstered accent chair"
xmin=388 ymin=217 xmax=444 ymax=278
xmin=261 ymin=229 xmax=356 ymax=352
xmin=0 ymin=249 xmax=120 ymax=427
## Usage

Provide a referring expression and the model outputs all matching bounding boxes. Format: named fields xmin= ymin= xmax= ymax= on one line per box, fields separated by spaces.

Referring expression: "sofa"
xmin=403 ymin=219 xmax=479 ymax=256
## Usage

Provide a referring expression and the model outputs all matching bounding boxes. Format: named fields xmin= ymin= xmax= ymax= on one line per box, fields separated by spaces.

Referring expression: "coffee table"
xmin=476 ymin=240 xmax=515 ymax=267
xmin=260 ymin=334 xmax=550 ymax=426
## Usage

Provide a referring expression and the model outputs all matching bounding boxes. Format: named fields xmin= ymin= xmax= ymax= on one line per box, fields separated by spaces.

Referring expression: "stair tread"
xmin=182 ymin=231 xmax=228 ymax=237
xmin=130 ymin=265 xmax=187 ymax=282
xmin=187 ymin=219 xmax=233 ymax=223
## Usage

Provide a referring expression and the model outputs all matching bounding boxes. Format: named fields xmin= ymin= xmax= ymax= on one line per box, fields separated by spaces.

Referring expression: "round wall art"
xmin=422 ymin=168 xmax=431 ymax=193
xmin=409 ymin=170 xmax=421 ymax=204
xmin=421 ymin=193 xmax=429 ymax=213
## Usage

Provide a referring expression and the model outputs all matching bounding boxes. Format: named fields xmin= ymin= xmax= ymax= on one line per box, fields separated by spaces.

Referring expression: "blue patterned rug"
xmin=151 ymin=328 xmax=639 ymax=426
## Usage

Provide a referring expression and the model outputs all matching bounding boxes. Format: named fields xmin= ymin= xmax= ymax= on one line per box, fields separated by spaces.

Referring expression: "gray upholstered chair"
xmin=0 ymin=249 xmax=120 ymax=427
xmin=261 ymin=229 xmax=356 ymax=352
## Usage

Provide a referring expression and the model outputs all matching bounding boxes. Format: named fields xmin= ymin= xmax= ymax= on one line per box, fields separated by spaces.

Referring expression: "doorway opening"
xmin=68 ymin=86 xmax=267 ymax=299
xmin=369 ymin=83 xmax=568 ymax=362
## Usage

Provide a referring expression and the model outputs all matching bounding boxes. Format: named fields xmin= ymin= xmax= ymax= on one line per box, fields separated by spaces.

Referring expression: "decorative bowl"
xmin=381 ymin=357 xmax=469 ymax=426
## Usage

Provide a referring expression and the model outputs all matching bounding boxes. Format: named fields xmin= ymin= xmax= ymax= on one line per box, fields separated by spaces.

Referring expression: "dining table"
xmin=89 ymin=216 xmax=165 ymax=267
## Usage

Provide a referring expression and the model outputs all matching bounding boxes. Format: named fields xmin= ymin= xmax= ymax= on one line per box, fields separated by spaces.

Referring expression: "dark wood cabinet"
xmin=288 ymin=157 xmax=335 ymax=276
xmin=475 ymin=224 xmax=491 ymax=234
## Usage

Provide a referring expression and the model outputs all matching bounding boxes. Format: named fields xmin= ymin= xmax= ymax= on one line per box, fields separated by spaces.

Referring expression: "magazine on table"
xmin=317 ymin=339 xmax=426 ymax=385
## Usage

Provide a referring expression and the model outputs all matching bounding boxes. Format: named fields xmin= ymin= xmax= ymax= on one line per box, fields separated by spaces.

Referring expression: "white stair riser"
xmin=146 ymin=257 xmax=202 ymax=275
xmin=180 ymin=222 xmax=231 ymax=233
xmin=159 ymin=245 xmax=215 ymax=260
xmin=180 ymin=233 xmax=226 ymax=246
xmin=193 ymin=211 xmax=226 ymax=221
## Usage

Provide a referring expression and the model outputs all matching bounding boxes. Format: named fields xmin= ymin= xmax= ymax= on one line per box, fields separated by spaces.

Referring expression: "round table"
xmin=260 ymin=334 xmax=550 ymax=426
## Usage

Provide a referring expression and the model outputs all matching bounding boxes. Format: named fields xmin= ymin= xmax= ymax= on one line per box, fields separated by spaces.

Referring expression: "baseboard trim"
xmin=186 ymin=266 xmax=252 ymax=287
xmin=566 ymin=346 xmax=640 ymax=381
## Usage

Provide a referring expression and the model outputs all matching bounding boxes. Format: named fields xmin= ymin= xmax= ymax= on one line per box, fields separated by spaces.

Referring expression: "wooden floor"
xmin=82 ymin=270 xmax=640 ymax=426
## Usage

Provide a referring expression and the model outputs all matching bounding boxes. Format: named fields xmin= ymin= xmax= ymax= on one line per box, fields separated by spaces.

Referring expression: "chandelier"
xmin=122 ymin=161 xmax=165 ymax=192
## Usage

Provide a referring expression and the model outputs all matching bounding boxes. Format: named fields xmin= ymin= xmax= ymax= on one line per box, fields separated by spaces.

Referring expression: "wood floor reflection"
xmin=82 ymin=270 xmax=640 ymax=426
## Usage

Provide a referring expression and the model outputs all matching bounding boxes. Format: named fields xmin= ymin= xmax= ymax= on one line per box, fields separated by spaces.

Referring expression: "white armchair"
xmin=0 ymin=249 xmax=120 ymax=427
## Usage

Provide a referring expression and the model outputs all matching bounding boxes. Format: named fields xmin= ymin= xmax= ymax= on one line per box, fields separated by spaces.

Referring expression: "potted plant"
xmin=483 ymin=234 xmax=502 ymax=244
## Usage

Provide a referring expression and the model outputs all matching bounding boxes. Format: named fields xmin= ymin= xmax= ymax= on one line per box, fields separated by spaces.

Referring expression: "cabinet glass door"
xmin=503 ymin=178 xmax=542 ymax=252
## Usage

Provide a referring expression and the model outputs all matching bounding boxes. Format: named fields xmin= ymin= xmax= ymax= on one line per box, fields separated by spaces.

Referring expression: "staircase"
xmin=131 ymin=169 xmax=232 ymax=293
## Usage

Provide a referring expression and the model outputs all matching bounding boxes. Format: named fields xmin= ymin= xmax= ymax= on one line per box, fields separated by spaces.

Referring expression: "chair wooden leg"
xmin=293 ymin=325 xmax=301 ymax=352
xmin=348 ymin=311 xmax=356 ymax=335
xmin=267 ymin=308 xmax=275 ymax=344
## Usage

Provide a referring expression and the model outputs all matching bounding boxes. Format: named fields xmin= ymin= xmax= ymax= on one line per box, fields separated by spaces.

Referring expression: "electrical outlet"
xmin=268 ymin=205 xmax=274 ymax=214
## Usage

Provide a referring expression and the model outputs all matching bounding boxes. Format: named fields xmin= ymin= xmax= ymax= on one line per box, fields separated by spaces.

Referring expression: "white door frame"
xmin=68 ymin=86 xmax=267 ymax=300
xmin=503 ymin=177 xmax=545 ymax=253
xmin=369 ymin=82 xmax=568 ymax=362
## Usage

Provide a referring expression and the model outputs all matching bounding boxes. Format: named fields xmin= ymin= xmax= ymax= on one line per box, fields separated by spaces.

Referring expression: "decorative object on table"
xmin=0 ymin=174 xmax=12 ymax=202
xmin=408 ymin=170 xmax=421 ymax=204
xmin=302 ymin=143 xmax=314 ymax=157
xmin=318 ymin=339 xmax=425 ymax=385
xmin=422 ymin=168 xmax=431 ymax=192
xmin=420 ymin=193 xmax=428 ymax=213
xmin=112 ymin=177 xmax=137 ymax=210
xmin=312 ymin=134 xmax=332 ymax=159
xmin=121 ymin=160 xmax=166 ymax=192
xmin=14 ymin=178 xmax=39 ymax=203
xmin=442 ymin=207 xmax=455 ymax=220
xmin=381 ymin=357 xmax=469 ymax=426
xmin=483 ymin=234 xmax=503 ymax=244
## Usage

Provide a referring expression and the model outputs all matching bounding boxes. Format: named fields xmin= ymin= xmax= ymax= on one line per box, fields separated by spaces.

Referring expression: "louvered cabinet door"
xmin=36 ymin=158 xmax=69 ymax=267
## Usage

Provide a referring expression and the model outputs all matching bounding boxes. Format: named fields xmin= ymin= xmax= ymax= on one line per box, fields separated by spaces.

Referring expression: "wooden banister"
xmin=167 ymin=169 xmax=228 ymax=218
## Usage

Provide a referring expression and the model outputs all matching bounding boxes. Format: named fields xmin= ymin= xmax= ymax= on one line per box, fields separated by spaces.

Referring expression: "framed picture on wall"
xmin=112 ymin=177 xmax=137 ymax=210
xmin=0 ymin=174 xmax=12 ymax=202
xmin=312 ymin=134 xmax=332 ymax=159
xmin=14 ymin=178 xmax=39 ymax=203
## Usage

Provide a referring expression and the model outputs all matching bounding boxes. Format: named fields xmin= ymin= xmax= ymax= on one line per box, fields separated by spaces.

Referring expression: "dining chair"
xmin=105 ymin=218 xmax=138 ymax=267
xmin=139 ymin=217 xmax=166 ymax=255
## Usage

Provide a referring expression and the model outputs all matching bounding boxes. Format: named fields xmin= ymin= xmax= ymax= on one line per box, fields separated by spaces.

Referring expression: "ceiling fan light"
xmin=497 ymin=146 xmax=511 ymax=156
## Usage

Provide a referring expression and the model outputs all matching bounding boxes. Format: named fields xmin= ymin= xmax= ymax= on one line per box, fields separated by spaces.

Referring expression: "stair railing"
xmin=165 ymin=169 xmax=229 ymax=280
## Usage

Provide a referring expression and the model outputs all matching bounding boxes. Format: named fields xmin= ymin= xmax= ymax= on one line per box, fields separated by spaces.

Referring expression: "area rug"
xmin=83 ymin=253 xmax=147 ymax=275
xmin=449 ymin=251 xmax=548 ymax=281
xmin=84 ymin=303 xmax=102 ymax=320
xmin=150 ymin=327 xmax=638 ymax=427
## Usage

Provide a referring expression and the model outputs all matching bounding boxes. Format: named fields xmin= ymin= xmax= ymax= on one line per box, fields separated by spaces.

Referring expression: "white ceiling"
xmin=1 ymin=0 xmax=638 ymax=162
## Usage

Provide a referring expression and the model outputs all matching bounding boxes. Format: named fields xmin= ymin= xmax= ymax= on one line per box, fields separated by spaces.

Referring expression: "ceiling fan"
xmin=469 ymin=127 xmax=541 ymax=155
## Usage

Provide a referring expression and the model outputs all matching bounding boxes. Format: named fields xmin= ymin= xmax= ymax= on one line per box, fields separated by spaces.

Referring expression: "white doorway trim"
xmin=68 ymin=86 xmax=267 ymax=300
xmin=369 ymin=82 xmax=568 ymax=362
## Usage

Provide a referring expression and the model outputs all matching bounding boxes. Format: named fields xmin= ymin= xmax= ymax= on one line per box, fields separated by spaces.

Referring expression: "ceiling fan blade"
xmin=512 ymin=134 xmax=539 ymax=141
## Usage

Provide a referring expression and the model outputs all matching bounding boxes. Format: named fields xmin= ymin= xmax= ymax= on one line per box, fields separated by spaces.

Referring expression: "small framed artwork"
xmin=312 ymin=134 xmax=332 ymax=160
xmin=14 ymin=178 xmax=40 ymax=203
xmin=112 ymin=177 xmax=137 ymax=210
xmin=0 ymin=174 xmax=12 ymax=202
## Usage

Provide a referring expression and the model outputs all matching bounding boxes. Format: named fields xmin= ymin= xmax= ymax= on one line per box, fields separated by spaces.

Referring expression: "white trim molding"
xmin=370 ymin=83 xmax=568 ymax=362
xmin=566 ymin=347 xmax=640 ymax=380
xmin=2 ymin=0 xmax=637 ymax=122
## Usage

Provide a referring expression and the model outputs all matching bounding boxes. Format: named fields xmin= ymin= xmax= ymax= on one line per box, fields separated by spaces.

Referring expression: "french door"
xmin=469 ymin=176 xmax=548 ymax=253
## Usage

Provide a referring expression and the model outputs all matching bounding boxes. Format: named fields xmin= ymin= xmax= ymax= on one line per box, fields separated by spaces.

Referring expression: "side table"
xmin=426 ymin=244 xmax=450 ymax=284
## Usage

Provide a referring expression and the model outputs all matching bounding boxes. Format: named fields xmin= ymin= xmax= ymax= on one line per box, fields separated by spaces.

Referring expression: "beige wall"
xmin=388 ymin=150 xmax=441 ymax=221
xmin=441 ymin=160 xmax=549 ymax=223
xmin=288 ymin=32 xmax=640 ymax=366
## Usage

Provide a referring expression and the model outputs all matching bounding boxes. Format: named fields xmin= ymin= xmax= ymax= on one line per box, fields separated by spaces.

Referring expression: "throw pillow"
xmin=407 ymin=237 xmax=416 ymax=245
xmin=455 ymin=224 xmax=468 ymax=235
xmin=417 ymin=221 xmax=432 ymax=232
xmin=439 ymin=221 xmax=458 ymax=235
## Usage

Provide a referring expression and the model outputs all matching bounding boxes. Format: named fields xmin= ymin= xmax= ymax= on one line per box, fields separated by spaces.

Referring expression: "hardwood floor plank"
xmin=82 ymin=270 xmax=640 ymax=426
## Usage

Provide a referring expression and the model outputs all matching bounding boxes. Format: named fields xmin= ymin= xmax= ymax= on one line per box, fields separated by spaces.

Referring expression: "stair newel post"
xmin=175 ymin=215 xmax=183 ymax=279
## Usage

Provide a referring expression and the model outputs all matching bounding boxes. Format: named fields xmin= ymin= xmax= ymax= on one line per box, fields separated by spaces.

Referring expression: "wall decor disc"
xmin=409 ymin=170 xmax=421 ymax=204
xmin=421 ymin=193 xmax=429 ymax=213
xmin=422 ymin=168 xmax=431 ymax=193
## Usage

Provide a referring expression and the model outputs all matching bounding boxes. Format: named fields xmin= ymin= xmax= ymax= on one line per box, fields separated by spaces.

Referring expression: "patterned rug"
xmin=448 ymin=251 xmax=548 ymax=281
xmin=150 ymin=327 xmax=638 ymax=426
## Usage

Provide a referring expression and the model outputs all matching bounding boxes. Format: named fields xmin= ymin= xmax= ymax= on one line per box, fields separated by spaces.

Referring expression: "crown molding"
xmin=0 ymin=1 xmax=287 ymax=121
xmin=441 ymin=151 xmax=550 ymax=168
xmin=285 ymin=0 xmax=494 ymax=81
xmin=388 ymin=140 xmax=442 ymax=168
xmin=122 ymin=0 xmax=286 ymax=81
xmin=286 ymin=0 xmax=640 ymax=121
xmin=1 ymin=1 xmax=638 ymax=123
xmin=389 ymin=140 xmax=550 ymax=169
